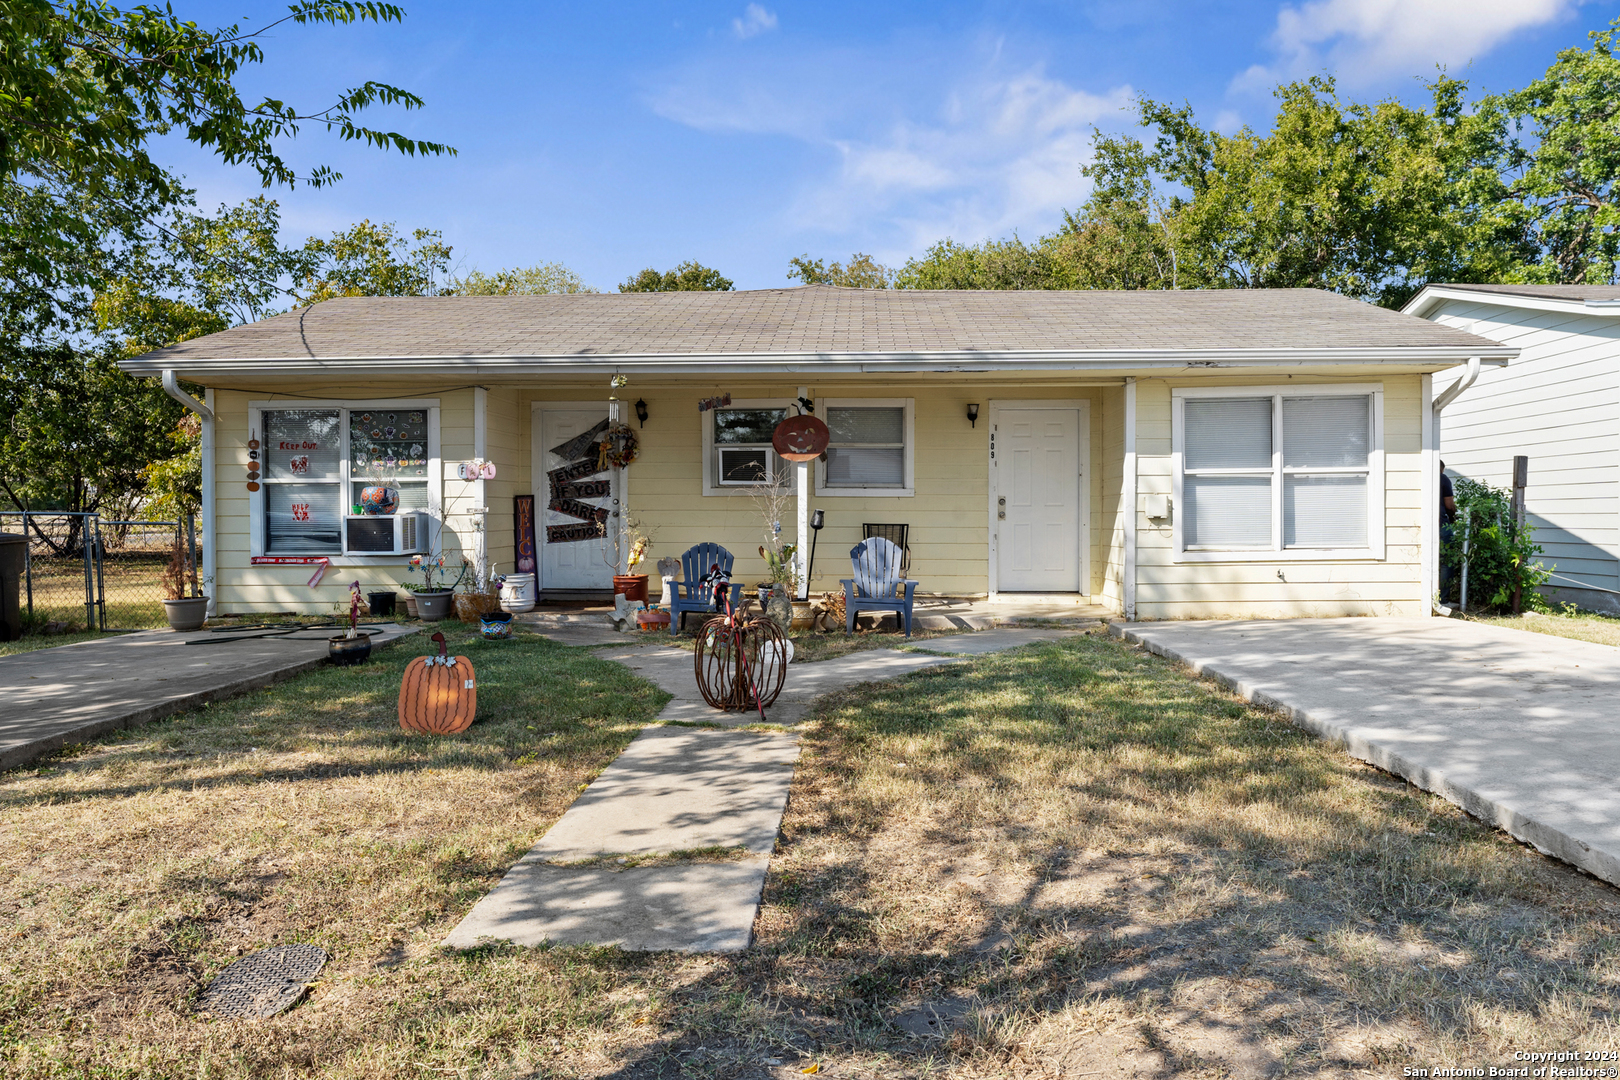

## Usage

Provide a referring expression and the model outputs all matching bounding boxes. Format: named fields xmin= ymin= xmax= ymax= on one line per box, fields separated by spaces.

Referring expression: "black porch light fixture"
xmin=967 ymin=403 xmax=980 ymax=428
xmin=634 ymin=399 xmax=649 ymax=427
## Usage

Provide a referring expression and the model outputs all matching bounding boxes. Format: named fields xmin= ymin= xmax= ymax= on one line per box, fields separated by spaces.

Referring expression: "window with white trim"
xmin=254 ymin=402 xmax=436 ymax=556
xmin=713 ymin=406 xmax=787 ymax=485
xmin=815 ymin=398 xmax=914 ymax=496
xmin=1175 ymin=387 xmax=1381 ymax=556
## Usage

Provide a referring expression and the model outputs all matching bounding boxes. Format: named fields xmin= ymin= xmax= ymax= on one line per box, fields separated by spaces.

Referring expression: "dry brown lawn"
xmin=1472 ymin=609 xmax=1620 ymax=648
xmin=1 ymin=627 xmax=1617 ymax=1078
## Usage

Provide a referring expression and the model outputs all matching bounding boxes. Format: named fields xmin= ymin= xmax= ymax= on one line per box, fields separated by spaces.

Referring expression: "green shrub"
xmin=1443 ymin=475 xmax=1552 ymax=611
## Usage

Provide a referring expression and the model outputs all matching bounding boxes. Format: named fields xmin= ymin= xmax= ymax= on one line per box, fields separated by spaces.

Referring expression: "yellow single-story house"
xmin=120 ymin=285 xmax=1515 ymax=620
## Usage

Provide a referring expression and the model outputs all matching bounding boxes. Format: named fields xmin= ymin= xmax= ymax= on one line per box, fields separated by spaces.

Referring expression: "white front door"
xmin=534 ymin=406 xmax=614 ymax=591
xmin=995 ymin=406 xmax=1084 ymax=592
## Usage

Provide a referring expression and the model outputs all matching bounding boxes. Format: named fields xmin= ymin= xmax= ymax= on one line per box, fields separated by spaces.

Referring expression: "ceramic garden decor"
xmin=398 ymin=632 xmax=477 ymax=734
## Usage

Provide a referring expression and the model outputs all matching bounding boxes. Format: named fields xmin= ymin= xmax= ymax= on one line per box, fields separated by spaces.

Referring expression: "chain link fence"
xmin=0 ymin=511 xmax=199 ymax=631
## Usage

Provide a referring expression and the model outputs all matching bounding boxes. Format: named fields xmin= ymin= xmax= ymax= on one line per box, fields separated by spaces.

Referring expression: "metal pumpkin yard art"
xmin=771 ymin=414 xmax=829 ymax=463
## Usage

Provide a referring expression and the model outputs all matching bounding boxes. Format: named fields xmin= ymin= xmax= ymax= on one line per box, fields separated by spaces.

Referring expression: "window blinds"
xmin=1282 ymin=397 xmax=1369 ymax=467
xmin=1284 ymin=476 xmax=1367 ymax=548
xmin=1184 ymin=476 xmax=1272 ymax=547
xmin=267 ymin=484 xmax=342 ymax=553
xmin=825 ymin=406 xmax=906 ymax=487
xmin=1184 ymin=398 xmax=1272 ymax=468
xmin=263 ymin=410 xmax=341 ymax=479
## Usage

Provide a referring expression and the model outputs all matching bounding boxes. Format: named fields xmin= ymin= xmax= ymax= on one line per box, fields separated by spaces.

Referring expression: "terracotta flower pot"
xmin=613 ymin=574 xmax=649 ymax=603
xmin=162 ymin=596 xmax=209 ymax=632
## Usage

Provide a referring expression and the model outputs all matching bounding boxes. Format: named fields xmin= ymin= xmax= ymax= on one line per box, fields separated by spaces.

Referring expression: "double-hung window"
xmin=711 ymin=405 xmax=788 ymax=487
xmin=815 ymin=398 xmax=914 ymax=496
xmin=253 ymin=400 xmax=438 ymax=557
xmin=1173 ymin=385 xmax=1383 ymax=560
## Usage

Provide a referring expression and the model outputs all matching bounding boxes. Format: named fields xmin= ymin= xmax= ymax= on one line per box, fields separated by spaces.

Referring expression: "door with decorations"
xmin=534 ymin=407 xmax=615 ymax=591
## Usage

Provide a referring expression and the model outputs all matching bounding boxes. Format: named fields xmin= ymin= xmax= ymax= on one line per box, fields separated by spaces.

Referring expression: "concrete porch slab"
xmin=1113 ymin=618 xmax=1620 ymax=887
xmin=0 ymin=622 xmax=418 ymax=772
xmin=441 ymin=856 xmax=770 ymax=952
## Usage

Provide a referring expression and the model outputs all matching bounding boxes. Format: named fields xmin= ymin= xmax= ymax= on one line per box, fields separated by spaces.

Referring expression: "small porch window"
xmin=704 ymin=402 xmax=789 ymax=494
xmin=815 ymin=398 xmax=914 ymax=497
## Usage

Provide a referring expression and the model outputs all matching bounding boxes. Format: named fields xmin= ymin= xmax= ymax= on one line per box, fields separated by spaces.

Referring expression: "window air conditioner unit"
xmin=346 ymin=511 xmax=428 ymax=555
xmin=718 ymin=446 xmax=773 ymax=486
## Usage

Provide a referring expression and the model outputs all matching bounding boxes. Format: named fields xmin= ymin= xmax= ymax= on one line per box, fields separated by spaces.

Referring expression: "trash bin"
xmin=0 ymin=533 xmax=25 ymax=642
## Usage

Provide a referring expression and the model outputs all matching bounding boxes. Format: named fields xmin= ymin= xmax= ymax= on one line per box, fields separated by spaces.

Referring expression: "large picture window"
xmin=1173 ymin=386 xmax=1382 ymax=560
xmin=252 ymin=400 xmax=438 ymax=557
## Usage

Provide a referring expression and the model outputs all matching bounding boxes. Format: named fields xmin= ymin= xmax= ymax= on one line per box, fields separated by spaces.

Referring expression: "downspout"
xmin=162 ymin=372 xmax=215 ymax=616
xmin=1429 ymin=357 xmax=1481 ymax=615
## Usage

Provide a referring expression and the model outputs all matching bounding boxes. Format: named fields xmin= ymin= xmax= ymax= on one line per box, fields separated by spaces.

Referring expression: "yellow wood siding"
xmin=1133 ymin=374 xmax=1426 ymax=619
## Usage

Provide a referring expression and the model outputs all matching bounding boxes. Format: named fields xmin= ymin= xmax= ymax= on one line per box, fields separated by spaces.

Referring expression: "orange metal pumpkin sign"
xmin=772 ymin=415 xmax=830 ymax=463
xmin=399 ymin=633 xmax=477 ymax=734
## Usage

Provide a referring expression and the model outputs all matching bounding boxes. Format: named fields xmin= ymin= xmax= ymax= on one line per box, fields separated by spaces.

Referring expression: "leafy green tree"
xmin=447 ymin=263 xmax=598 ymax=295
xmin=619 ymin=261 xmax=734 ymax=292
xmin=1486 ymin=19 xmax=1620 ymax=284
xmin=893 ymin=236 xmax=1067 ymax=290
xmin=0 ymin=1 xmax=453 ymax=335
xmin=295 ymin=220 xmax=454 ymax=303
xmin=786 ymin=253 xmax=893 ymax=288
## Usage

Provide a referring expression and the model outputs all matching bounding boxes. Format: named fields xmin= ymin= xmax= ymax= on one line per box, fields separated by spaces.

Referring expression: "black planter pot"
xmin=328 ymin=632 xmax=373 ymax=666
xmin=366 ymin=591 xmax=397 ymax=617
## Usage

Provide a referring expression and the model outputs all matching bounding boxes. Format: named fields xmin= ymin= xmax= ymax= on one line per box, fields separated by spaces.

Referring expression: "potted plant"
xmin=160 ymin=534 xmax=209 ymax=632
xmin=609 ymin=517 xmax=654 ymax=603
xmin=749 ymin=474 xmax=799 ymax=629
xmin=329 ymin=581 xmax=373 ymax=665
xmin=402 ymin=553 xmax=457 ymax=621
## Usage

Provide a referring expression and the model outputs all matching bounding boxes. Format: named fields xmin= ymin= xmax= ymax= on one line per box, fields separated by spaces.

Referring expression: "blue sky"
xmin=161 ymin=0 xmax=1620 ymax=291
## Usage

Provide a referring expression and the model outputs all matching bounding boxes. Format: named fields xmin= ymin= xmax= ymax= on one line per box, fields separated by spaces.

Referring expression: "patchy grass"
xmin=1472 ymin=609 xmax=1620 ymax=648
xmin=3 ymin=627 xmax=1617 ymax=1078
xmin=0 ymin=629 xmax=110 ymax=656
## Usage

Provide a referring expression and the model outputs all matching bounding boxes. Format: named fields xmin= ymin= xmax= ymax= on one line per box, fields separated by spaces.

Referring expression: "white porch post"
xmin=1421 ymin=372 xmax=1436 ymax=612
xmin=1123 ymin=378 xmax=1138 ymax=622
xmin=795 ymin=385 xmax=810 ymax=600
xmin=473 ymin=387 xmax=488 ymax=581
xmin=609 ymin=393 xmax=624 ymax=574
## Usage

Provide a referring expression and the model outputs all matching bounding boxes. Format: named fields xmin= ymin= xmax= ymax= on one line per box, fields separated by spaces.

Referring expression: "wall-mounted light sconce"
xmin=634 ymin=399 xmax=649 ymax=428
xmin=967 ymin=403 xmax=980 ymax=428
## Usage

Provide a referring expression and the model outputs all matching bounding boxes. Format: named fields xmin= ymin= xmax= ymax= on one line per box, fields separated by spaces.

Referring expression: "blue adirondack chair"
xmin=842 ymin=537 xmax=919 ymax=637
xmin=668 ymin=542 xmax=745 ymax=633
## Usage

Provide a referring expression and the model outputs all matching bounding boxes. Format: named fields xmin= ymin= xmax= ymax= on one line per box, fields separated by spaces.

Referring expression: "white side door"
xmin=996 ymin=407 xmax=1082 ymax=592
xmin=534 ymin=406 xmax=613 ymax=591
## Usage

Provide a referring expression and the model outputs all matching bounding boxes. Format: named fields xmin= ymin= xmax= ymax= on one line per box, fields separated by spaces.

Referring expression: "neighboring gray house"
xmin=1405 ymin=284 xmax=1620 ymax=613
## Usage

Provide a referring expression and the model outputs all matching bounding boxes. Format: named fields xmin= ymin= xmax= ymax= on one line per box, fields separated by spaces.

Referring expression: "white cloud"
xmin=732 ymin=4 xmax=778 ymax=40
xmin=1237 ymin=0 xmax=1581 ymax=90
xmin=651 ymin=59 xmax=1133 ymax=258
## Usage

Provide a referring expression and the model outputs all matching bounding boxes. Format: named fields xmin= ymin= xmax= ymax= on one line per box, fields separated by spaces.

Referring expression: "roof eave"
xmin=1405 ymin=285 xmax=1620 ymax=319
xmin=120 ymin=345 xmax=1517 ymax=379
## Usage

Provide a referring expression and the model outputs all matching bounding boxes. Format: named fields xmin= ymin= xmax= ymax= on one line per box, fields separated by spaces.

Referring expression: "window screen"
xmin=1179 ymin=391 xmax=1374 ymax=553
xmin=266 ymin=483 xmax=342 ymax=553
xmin=264 ymin=410 xmax=340 ymax=480
xmin=825 ymin=406 xmax=906 ymax=488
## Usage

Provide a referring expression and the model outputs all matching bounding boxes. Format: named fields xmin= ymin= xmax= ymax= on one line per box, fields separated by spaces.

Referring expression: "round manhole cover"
xmin=197 ymin=943 xmax=328 ymax=1019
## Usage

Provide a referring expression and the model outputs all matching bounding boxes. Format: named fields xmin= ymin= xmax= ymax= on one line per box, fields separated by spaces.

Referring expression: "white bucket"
xmin=500 ymin=572 xmax=537 ymax=613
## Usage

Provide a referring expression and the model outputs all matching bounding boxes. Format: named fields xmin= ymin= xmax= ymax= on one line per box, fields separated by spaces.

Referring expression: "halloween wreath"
xmin=597 ymin=422 xmax=640 ymax=469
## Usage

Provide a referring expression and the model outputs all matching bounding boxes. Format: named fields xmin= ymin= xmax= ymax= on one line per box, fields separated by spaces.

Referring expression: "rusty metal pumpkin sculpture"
xmin=399 ymin=632 xmax=477 ymax=734
xmin=771 ymin=414 xmax=830 ymax=463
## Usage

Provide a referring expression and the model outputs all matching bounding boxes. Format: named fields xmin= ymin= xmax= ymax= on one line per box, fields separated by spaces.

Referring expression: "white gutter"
xmin=1432 ymin=356 xmax=1481 ymax=413
xmin=1405 ymin=285 xmax=1620 ymax=320
xmin=161 ymin=371 xmax=216 ymax=616
xmin=120 ymin=345 xmax=1517 ymax=380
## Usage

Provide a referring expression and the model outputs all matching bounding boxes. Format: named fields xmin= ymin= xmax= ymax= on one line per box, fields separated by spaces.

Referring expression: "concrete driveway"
xmin=1113 ymin=618 xmax=1620 ymax=887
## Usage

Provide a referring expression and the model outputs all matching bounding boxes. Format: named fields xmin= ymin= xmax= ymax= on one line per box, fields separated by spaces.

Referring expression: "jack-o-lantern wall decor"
xmin=772 ymin=414 xmax=830 ymax=462
xmin=399 ymin=632 xmax=477 ymax=734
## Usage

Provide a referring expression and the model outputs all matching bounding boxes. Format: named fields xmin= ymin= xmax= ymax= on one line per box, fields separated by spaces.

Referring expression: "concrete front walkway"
xmin=1114 ymin=618 xmax=1620 ymax=886
xmin=445 ymin=626 xmax=1085 ymax=952
xmin=0 ymin=623 xmax=418 ymax=771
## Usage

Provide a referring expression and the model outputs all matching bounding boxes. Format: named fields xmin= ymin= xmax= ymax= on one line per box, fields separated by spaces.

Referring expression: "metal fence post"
xmin=23 ymin=512 xmax=32 ymax=619
xmin=186 ymin=511 xmax=198 ymax=598
xmin=82 ymin=518 xmax=95 ymax=630
xmin=94 ymin=515 xmax=107 ymax=631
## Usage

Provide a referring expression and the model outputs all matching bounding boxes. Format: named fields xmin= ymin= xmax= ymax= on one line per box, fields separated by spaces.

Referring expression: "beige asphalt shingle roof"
xmin=1426 ymin=284 xmax=1620 ymax=304
xmin=130 ymin=285 xmax=1503 ymax=364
